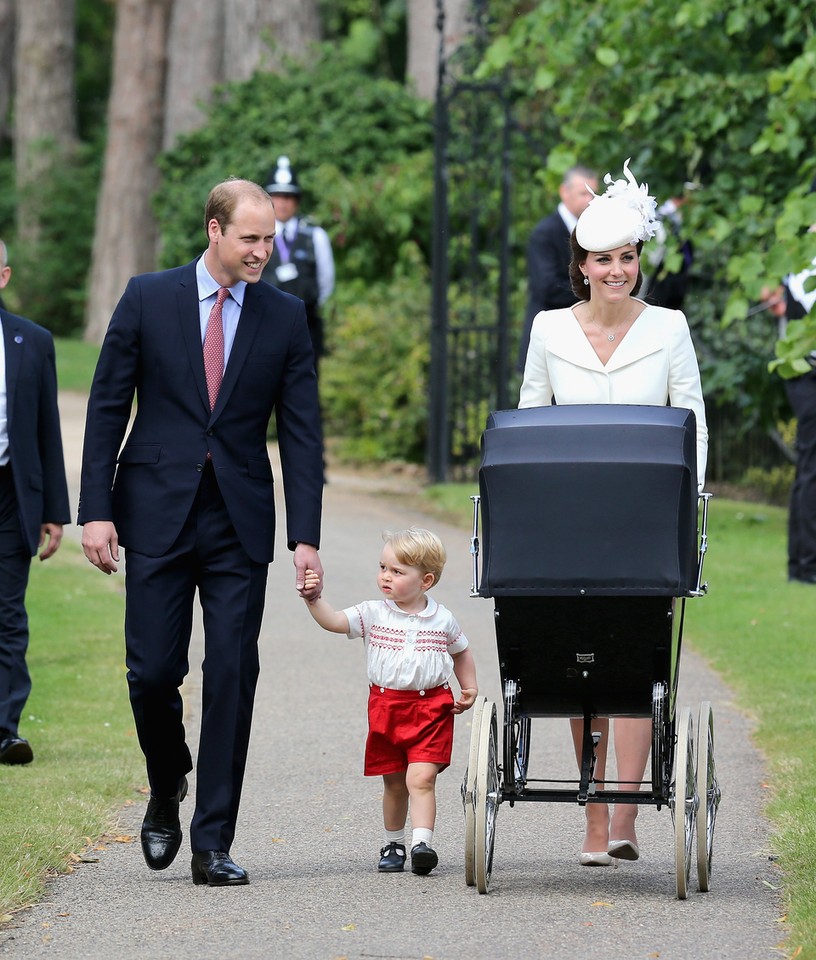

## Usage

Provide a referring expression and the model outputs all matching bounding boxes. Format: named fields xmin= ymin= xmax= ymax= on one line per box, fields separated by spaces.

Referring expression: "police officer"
xmin=263 ymin=157 xmax=335 ymax=373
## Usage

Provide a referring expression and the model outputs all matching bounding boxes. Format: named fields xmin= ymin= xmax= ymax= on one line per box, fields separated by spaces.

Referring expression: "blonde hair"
xmin=383 ymin=527 xmax=447 ymax=586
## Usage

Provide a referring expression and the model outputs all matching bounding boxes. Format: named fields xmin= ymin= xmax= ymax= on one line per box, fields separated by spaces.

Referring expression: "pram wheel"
xmin=673 ymin=706 xmax=696 ymax=899
xmin=462 ymin=696 xmax=486 ymax=886
xmin=475 ymin=700 xmax=499 ymax=894
xmin=695 ymin=701 xmax=720 ymax=891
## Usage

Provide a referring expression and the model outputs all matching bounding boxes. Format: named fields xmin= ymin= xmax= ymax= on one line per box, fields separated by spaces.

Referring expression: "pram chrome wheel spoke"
xmin=462 ymin=696 xmax=486 ymax=886
xmin=695 ymin=701 xmax=720 ymax=892
xmin=651 ymin=681 xmax=669 ymax=797
xmin=672 ymin=706 xmax=697 ymax=900
xmin=503 ymin=680 xmax=530 ymax=797
xmin=475 ymin=700 xmax=499 ymax=894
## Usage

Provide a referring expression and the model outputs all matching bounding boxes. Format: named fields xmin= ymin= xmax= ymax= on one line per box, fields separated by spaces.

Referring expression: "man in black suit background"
xmin=0 ymin=238 xmax=71 ymax=765
xmin=79 ymin=179 xmax=324 ymax=886
xmin=517 ymin=165 xmax=597 ymax=371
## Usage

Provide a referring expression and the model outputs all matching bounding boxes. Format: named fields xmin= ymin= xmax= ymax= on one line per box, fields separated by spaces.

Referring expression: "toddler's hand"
xmin=452 ymin=688 xmax=478 ymax=714
xmin=302 ymin=569 xmax=321 ymax=601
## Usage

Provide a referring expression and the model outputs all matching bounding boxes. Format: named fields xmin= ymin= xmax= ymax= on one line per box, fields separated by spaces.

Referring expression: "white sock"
xmin=412 ymin=827 xmax=434 ymax=849
xmin=384 ymin=828 xmax=405 ymax=845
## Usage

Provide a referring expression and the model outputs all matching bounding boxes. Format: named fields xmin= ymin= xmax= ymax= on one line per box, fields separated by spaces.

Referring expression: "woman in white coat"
xmin=519 ymin=160 xmax=708 ymax=866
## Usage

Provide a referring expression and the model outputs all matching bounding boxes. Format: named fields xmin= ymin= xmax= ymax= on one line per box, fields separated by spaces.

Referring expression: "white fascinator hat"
xmin=576 ymin=159 xmax=659 ymax=252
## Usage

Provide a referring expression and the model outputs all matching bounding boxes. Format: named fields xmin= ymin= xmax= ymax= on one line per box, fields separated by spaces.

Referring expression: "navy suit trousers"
xmin=124 ymin=462 xmax=268 ymax=853
xmin=0 ymin=465 xmax=32 ymax=738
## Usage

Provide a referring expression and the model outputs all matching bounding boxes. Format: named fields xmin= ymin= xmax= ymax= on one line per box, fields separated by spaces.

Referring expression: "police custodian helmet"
xmin=265 ymin=156 xmax=302 ymax=196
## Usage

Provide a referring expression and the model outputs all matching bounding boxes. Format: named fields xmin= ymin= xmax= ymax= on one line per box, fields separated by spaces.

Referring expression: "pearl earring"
xmin=583 ymin=277 xmax=589 ymax=286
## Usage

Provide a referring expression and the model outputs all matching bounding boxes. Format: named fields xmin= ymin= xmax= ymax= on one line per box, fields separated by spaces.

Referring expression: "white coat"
xmin=519 ymin=301 xmax=708 ymax=489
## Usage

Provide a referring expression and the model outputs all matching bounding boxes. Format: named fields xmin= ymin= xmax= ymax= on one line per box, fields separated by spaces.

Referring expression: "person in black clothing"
xmin=262 ymin=157 xmax=335 ymax=375
xmin=0 ymin=238 xmax=71 ymax=765
xmin=642 ymin=192 xmax=695 ymax=311
xmin=779 ymin=258 xmax=816 ymax=584
xmin=517 ymin=165 xmax=598 ymax=371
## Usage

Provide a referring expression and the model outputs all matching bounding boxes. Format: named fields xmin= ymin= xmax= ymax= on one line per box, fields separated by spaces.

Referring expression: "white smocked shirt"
xmin=342 ymin=596 xmax=469 ymax=691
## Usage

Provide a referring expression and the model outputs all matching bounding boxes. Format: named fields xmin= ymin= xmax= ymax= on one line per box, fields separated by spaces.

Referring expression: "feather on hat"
xmin=575 ymin=159 xmax=658 ymax=252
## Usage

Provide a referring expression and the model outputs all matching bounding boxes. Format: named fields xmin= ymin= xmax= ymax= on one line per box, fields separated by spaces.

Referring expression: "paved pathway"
xmin=0 ymin=393 xmax=785 ymax=959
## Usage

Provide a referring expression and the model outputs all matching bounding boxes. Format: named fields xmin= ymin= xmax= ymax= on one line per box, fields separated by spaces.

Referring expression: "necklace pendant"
xmin=607 ymin=334 xmax=615 ymax=342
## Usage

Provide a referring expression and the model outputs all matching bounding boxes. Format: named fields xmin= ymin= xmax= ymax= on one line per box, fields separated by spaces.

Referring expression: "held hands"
xmin=294 ymin=544 xmax=323 ymax=600
xmin=453 ymin=688 xmax=478 ymax=715
xmin=302 ymin=568 xmax=322 ymax=604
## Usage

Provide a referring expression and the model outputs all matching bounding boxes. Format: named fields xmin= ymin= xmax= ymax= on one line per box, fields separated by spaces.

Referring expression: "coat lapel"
xmin=177 ymin=264 xmax=211 ymax=414
xmin=1 ymin=311 xmax=24 ymax=432
xmin=547 ymin=305 xmax=664 ymax=373
xmin=603 ymin=306 xmax=664 ymax=372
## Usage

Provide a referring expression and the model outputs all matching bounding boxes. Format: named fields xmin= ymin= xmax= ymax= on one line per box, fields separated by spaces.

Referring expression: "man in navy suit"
xmin=0 ymin=239 xmax=71 ymax=765
xmin=79 ymin=180 xmax=324 ymax=886
xmin=517 ymin=165 xmax=598 ymax=371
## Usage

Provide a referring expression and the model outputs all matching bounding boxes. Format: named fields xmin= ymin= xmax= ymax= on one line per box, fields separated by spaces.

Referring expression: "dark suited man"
xmin=517 ymin=165 xmax=598 ymax=370
xmin=79 ymin=179 xmax=324 ymax=886
xmin=0 ymin=239 xmax=70 ymax=765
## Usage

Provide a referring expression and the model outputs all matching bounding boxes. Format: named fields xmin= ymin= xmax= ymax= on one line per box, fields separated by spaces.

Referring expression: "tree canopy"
xmin=479 ymin=0 xmax=816 ymax=378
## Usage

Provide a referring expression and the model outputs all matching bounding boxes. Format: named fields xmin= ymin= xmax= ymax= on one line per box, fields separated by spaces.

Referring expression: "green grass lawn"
xmin=54 ymin=336 xmax=100 ymax=393
xmin=0 ymin=541 xmax=141 ymax=921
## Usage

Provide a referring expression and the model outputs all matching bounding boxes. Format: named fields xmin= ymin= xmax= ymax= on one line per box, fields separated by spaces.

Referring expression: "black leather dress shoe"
xmin=378 ymin=842 xmax=406 ymax=872
xmin=140 ymin=776 xmax=188 ymax=870
xmin=410 ymin=842 xmax=438 ymax=875
xmin=0 ymin=736 xmax=33 ymax=765
xmin=191 ymin=851 xmax=249 ymax=886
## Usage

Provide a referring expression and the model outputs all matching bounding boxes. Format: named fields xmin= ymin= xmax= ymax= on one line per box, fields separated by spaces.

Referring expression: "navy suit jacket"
xmin=78 ymin=260 xmax=323 ymax=563
xmin=1 ymin=310 xmax=70 ymax=555
xmin=518 ymin=211 xmax=575 ymax=371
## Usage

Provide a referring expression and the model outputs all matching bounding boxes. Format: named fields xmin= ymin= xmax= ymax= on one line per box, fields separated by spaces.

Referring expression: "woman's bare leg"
xmin=571 ymin=717 xmax=609 ymax=853
xmin=609 ymin=716 xmax=652 ymax=844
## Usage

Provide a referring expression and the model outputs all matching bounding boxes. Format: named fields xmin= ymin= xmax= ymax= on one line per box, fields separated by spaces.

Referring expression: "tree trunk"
xmin=223 ymin=0 xmax=322 ymax=82
xmin=13 ymin=0 xmax=77 ymax=243
xmin=84 ymin=0 xmax=172 ymax=344
xmin=407 ymin=0 xmax=469 ymax=100
xmin=163 ymin=0 xmax=225 ymax=150
xmin=0 ymin=0 xmax=13 ymax=149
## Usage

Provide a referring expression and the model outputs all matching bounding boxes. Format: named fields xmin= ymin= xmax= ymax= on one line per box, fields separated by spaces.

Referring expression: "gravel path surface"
xmin=0 ymin=392 xmax=785 ymax=959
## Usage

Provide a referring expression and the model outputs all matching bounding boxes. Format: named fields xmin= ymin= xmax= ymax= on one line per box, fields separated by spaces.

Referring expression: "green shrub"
xmin=155 ymin=45 xmax=433 ymax=280
xmin=2 ymin=140 xmax=103 ymax=336
xmin=321 ymin=270 xmax=430 ymax=464
xmin=742 ymin=464 xmax=794 ymax=506
xmin=155 ymin=47 xmax=436 ymax=463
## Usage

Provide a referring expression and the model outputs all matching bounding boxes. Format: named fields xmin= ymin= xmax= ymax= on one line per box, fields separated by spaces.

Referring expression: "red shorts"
xmin=364 ymin=683 xmax=455 ymax=776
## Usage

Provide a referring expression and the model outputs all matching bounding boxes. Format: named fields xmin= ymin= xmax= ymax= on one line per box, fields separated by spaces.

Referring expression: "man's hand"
xmin=82 ymin=520 xmax=120 ymax=574
xmin=38 ymin=523 xmax=63 ymax=561
xmin=294 ymin=543 xmax=323 ymax=599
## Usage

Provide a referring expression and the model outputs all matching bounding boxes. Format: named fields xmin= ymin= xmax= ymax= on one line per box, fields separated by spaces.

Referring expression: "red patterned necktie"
xmin=203 ymin=287 xmax=229 ymax=410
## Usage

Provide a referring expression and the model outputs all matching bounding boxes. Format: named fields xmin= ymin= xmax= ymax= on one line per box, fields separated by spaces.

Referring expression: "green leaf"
xmin=595 ymin=47 xmax=620 ymax=67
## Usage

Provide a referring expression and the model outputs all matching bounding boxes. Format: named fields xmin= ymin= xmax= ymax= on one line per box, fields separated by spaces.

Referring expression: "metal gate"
xmin=428 ymin=0 xmax=513 ymax=483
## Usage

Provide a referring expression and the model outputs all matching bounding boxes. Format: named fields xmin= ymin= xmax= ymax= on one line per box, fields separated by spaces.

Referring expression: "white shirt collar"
xmin=196 ymin=255 xmax=246 ymax=308
xmin=557 ymin=202 xmax=580 ymax=233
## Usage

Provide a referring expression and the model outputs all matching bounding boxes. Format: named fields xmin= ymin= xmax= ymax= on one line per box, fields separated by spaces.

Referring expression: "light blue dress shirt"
xmin=196 ymin=255 xmax=246 ymax=366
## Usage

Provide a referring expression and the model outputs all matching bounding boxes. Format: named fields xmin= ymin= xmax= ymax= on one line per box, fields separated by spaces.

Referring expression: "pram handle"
xmin=470 ymin=495 xmax=481 ymax=598
xmin=690 ymin=491 xmax=712 ymax=597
